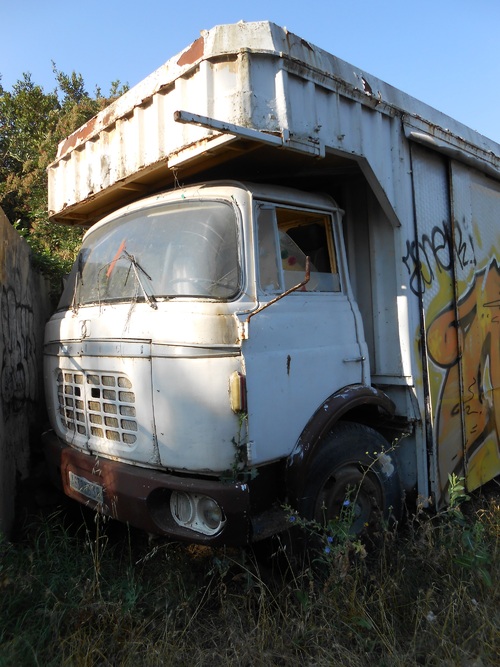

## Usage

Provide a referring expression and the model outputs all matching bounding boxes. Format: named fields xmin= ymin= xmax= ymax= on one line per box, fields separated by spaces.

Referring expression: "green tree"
xmin=0 ymin=73 xmax=59 ymax=224
xmin=0 ymin=68 xmax=128 ymax=278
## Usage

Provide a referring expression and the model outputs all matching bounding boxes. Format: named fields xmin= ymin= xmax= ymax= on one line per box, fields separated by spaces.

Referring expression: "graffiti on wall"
xmin=1 ymin=284 xmax=37 ymax=417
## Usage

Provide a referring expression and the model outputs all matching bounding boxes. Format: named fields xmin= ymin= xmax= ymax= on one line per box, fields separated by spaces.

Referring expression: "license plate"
xmin=69 ymin=471 xmax=104 ymax=504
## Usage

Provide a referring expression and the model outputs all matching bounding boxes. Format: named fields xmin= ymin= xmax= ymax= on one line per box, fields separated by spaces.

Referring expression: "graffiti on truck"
xmin=402 ymin=201 xmax=500 ymax=498
xmin=403 ymin=203 xmax=500 ymax=496
xmin=403 ymin=218 xmax=476 ymax=298
xmin=426 ymin=258 xmax=500 ymax=493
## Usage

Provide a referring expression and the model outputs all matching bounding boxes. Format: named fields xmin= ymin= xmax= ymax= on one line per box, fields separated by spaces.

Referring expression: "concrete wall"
xmin=0 ymin=207 xmax=52 ymax=537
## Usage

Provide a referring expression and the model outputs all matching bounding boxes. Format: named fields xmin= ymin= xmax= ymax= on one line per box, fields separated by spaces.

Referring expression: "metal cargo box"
xmin=48 ymin=21 xmax=500 ymax=225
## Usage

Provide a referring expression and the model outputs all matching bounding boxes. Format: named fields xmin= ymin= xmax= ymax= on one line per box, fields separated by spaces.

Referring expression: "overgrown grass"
xmin=1 ymin=482 xmax=498 ymax=667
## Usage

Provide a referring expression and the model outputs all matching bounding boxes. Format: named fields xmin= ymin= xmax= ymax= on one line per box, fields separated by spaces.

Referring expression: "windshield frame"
xmin=58 ymin=197 xmax=242 ymax=311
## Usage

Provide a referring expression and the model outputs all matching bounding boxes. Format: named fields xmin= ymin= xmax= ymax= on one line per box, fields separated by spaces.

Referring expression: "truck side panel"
xmin=451 ymin=162 xmax=500 ymax=493
xmin=410 ymin=143 xmax=500 ymax=503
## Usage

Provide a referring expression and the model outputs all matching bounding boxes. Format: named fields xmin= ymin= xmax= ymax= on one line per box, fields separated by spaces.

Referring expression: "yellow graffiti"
xmin=427 ymin=259 xmax=500 ymax=493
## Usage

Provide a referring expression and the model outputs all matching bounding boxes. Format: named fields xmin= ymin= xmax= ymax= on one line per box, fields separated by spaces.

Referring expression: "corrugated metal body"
xmin=409 ymin=141 xmax=500 ymax=502
xmin=48 ymin=21 xmax=500 ymax=225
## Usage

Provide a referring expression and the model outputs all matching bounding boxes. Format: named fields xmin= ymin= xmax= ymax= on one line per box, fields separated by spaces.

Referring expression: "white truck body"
xmin=43 ymin=21 xmax=500 ymax=545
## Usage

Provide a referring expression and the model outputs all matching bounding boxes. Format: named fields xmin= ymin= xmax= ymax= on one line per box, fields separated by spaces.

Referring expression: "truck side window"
xmin=257 ymin=205 xmax=340 ymax=293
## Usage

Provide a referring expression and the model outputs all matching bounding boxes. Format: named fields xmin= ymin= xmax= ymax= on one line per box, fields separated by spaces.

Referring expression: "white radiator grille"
xmin=57 ymin=370 xmax=137 ymax=445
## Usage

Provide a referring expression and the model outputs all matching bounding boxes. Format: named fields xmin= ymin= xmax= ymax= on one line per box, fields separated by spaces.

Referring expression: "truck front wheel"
xmin=298 ymin=422 xmax=402 ymax=540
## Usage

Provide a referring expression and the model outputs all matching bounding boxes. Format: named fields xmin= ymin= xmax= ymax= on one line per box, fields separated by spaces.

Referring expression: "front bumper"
xmin=43 ymin=430 xmax=252 ymax=546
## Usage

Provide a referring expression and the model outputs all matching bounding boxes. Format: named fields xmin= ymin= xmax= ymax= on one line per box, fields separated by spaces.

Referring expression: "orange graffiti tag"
xmin=427 ymin=259 xmax=500 ymax=494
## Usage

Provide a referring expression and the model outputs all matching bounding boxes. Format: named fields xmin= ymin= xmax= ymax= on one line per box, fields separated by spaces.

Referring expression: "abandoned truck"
xmin=43 ymin=21 xmax=500 ymax=545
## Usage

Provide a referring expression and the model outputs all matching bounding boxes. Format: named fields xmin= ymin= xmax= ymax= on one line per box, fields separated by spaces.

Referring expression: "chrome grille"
xmin=57 ymin=370 xmax=137 ymax=445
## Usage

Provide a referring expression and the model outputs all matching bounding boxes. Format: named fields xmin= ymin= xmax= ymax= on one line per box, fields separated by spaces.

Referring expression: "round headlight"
xmin=170 ymin=491 xmax=193 ymax=524
xmin=197 ymin=496 xmax=223 ymax=531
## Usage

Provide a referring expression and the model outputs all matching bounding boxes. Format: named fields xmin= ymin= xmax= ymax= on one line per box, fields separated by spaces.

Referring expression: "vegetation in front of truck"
xmin=1 ymin=481 xmax=498 ymax=666
xmin=220 ymin=413 xmax=259 ymax=484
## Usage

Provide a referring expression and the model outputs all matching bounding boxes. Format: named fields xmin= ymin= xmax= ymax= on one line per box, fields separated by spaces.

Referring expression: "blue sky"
xmin=2 ymin=0 xmax=500 ymax=143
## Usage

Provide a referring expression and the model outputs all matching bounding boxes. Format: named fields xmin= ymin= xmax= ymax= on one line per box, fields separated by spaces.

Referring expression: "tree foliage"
xmin=0 ymin=67 xmax=128 ymax=277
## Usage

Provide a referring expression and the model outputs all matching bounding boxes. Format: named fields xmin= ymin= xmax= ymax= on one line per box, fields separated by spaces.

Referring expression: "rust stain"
xmin=58 ymin=116 xmax=99 ymax=157
xmin=101 ymin=107 xmax=118 ymax=128
xmin=177 ymin=36 xmax=204 ymax=67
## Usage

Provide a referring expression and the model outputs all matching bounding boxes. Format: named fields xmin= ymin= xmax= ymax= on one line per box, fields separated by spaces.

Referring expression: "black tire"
xmin=298 ymin=422 xmax=403 ymax=539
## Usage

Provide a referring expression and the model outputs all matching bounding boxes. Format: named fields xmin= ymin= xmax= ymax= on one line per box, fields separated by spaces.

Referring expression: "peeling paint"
xmin=361 ymin=76 xmax=373 ymax=95
xmin=177 ymin=36 xmax=204 ymax=67
xmin=57 ymin=116 xmax=99 ymax=157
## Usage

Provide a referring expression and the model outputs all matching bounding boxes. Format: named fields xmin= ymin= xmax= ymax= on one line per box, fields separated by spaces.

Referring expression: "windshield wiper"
xmin=122 ymin=250 xmax=158 ymax=309
xmin=71 ymin=251 xmax=85 ymax=313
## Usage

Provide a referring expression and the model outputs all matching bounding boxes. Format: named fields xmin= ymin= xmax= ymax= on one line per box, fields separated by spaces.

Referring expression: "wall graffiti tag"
xmin=1 ymin=284 xmax=37 ymax=417
xmin=0 ymin=209 xmax=52 ymax=536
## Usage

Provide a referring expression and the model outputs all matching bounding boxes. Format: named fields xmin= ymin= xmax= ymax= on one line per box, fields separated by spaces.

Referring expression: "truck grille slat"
xmin=56 ymin=370 xmax=138 ymax=446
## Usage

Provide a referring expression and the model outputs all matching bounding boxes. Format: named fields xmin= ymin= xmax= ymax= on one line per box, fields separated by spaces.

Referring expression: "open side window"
xmin=257 ymin=204 xmax=340 ymax=293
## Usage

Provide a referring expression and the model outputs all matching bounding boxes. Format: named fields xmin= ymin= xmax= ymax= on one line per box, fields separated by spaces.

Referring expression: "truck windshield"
xmin=59 ymin=200 xmax=240 ymax=309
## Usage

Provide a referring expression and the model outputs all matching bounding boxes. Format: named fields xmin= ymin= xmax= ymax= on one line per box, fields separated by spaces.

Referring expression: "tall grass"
xmin=1 ymin=481 xmax=498 ymax=667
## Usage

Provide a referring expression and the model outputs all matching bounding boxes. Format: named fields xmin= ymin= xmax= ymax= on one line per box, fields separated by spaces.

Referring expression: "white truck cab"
xmin=44 ymin=182 xmax=400 ymax=544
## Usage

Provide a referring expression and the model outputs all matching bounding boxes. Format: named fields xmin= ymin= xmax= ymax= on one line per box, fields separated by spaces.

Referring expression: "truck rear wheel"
xmin=298 ymin=422 xmax=402 ymax=540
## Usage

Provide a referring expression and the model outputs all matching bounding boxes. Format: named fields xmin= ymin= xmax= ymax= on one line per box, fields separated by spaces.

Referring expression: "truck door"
xmin=241 ymin=201 xmax=368 ymax=466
